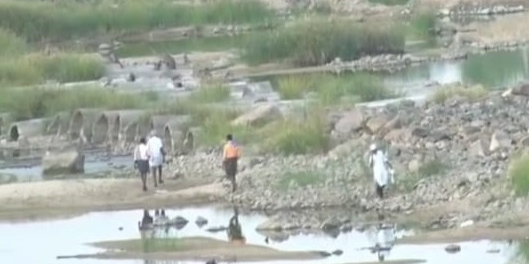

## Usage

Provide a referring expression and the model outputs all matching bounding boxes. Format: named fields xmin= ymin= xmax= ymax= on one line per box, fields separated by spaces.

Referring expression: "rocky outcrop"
xmin=42 ymin=149 xmax=85 ymax=176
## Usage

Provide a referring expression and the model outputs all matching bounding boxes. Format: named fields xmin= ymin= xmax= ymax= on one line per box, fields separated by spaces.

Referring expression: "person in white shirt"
xmin=133 ymin=137 xmax=149 ymax=191
xmin=368 ymin=143 xmax=393 ymax=199
xmin=146 ymin=130 xmax=166 ymax=187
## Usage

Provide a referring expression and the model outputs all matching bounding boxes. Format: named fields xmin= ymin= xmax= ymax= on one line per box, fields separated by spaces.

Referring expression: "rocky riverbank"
xmin=164 ymin=87 xmax=529 ymax=231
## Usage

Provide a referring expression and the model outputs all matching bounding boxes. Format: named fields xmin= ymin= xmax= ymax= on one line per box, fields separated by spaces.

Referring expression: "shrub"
xmin=509 ymin=152 xmax=529 ymax=196
xmin=0 ymin=87 xmax=148 ymax=120
xmin=429 ymin=84 xmax=488 ymax=104
xmin=369 ymin=0 xmax=410 ymax=6
xmin=242 ymin=18 xmax=405 ymax=66
xmin=0 ymin=0 xmax=272 ymax=42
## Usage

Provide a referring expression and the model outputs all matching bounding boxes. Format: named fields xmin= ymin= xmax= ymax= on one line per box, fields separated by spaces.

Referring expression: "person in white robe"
xmin=368 ymin=143 xmax=394 ymax=199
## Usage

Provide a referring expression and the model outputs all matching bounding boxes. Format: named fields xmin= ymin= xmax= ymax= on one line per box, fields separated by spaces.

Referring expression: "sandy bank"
xmin=58 ymin=236 xmax=324 ymax=262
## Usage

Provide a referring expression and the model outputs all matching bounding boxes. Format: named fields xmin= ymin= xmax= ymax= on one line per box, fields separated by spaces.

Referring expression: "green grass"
xmin=259 ymin=104 xmax=329 ymax=155
xmin=429 ymin=84 xmax=488 ymax=104
xmin=0 ymin=30 xmax=105 ymax=86
xmin=277 ymin=170 xmax=323 ymax=190
xmin=509 ymin=152 xmax=529 ymax=196
xmin=398 ymin=158 xmax=447 ymax=191
xmin=0 ymin=0 xmax=273 ymax=42
xmin=275 ymin=73 xmax=398 ymax=104
xmin=409 ymin=11 xmax=437 ymax=43
xmin=117 ymin=36 xmax=243 ymax=58
xmin=417 ymin=158 xmax=447 ymax=177
xmin=0 ymin=87 xmax=150 ymax=121
xmin=242 ymin=18 xmax=405 ymax=66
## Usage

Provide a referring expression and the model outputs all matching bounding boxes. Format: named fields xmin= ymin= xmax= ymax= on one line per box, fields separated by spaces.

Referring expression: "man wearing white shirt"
xmin=147 ymin=130 xmax=165 ymax=187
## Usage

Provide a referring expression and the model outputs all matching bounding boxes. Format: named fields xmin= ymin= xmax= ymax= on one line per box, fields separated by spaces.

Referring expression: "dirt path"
xmin=0 ymin=177 xmax=225 ymax=221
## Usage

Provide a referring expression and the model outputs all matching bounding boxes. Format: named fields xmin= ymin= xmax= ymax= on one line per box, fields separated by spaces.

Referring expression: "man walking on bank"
xmin=223 ymin=134 xmax=241 ymax=192
xmin=147 ymin=130 xmax=165 ymax=187
xmin=368 ymin=143 xmax=393 ymax=199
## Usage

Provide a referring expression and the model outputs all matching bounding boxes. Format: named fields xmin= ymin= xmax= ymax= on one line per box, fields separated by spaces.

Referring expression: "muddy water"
xmin=0 ymin=207 xmax=518 ymax=264
xmin=0 ymin=155 xmax=131 ymax=182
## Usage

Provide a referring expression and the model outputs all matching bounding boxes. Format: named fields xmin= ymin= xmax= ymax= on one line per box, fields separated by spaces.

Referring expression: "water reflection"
xmin=227 ymin=207 xmax=246 ymax=244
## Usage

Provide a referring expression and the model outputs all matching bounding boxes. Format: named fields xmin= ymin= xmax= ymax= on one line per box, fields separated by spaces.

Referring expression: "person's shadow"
xmin=227 ymin=207 xmax=246 ymax=244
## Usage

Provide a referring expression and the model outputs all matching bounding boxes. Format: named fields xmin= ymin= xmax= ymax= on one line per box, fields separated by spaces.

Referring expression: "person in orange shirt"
xmin=223 ymin=134 xmax=240 ymax=192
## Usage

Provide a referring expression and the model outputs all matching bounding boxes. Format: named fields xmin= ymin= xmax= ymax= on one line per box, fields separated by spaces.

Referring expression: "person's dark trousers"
xmin=375 ymin=184 xmax=385 ymax=199
xmin=224 ymin=157 xmax=238 ymax=192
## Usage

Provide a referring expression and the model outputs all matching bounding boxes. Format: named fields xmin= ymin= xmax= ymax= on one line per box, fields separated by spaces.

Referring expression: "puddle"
xmin=0 ymin=206 xmax=519 ymax=264
xmin=0 ymin=155 xmax=132 ymax=182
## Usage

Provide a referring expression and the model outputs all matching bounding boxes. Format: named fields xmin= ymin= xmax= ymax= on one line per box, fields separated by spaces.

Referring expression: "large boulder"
xmin=334 ymin=109 xmax=364 ymax=134
xmin=231 ymin=103 xmax=282 ymax=127
xmin=42 ymin=149 xmax=85 ymax=176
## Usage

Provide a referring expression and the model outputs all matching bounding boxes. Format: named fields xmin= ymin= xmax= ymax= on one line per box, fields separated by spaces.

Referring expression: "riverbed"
xmin=0 ymin=206 xmax=519 ymax=264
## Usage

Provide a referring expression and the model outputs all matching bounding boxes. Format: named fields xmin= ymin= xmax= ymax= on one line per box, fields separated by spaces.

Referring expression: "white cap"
xmin=370 ymin=143 xmax=377 ymax=151
xmin=149 ymin=130 xmax=157 ymax=137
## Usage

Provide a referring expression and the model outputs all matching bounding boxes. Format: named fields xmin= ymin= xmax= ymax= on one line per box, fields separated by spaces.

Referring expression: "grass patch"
xmin=509 ymin=152 xmax=529 ymax=196
xmin=409 ymin=11 xmax=437 ymax=43
xmin=429 ymin=84 xmax=488 ymax=104
xmin=0 ymin=0 xmax=273 ymax=42
xmin=368 ymin=0 xmax=410 ymax=6
xmin=275 ymin=73 xmax=397 ymax=104
xmin=0 ymin=87 xmax=149 ymax=121
xmin=398 ymin=158 xmax=447 ymax=191
xmin=117 ymin=36 xmax=243 ymax=58
xmin=242 ymin=18 xmax=405 ymax=66
xmin=417 ymin=158 xmax=447 ymax=178
xmin=260 ymin=104 xmax=329 ymax=155
xmin=0 ymin=31 xmax=105 ymax=86
xmin=277 ymin=170 xmax=323 ymax=190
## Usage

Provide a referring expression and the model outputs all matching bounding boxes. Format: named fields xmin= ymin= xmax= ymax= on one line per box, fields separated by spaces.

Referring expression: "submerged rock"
xmin=195 ymin=216 xmax=208 ymax=227
xmin=445 ymin=244 xmax=461 ymax=253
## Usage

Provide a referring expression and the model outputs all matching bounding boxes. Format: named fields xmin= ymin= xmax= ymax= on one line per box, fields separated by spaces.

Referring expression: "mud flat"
xmin=58 ymin=236 xmax=324 ymax=262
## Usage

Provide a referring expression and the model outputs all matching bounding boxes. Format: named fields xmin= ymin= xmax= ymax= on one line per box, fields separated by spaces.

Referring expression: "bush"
xmin=242 ymin=18 xmax=405 ymax=66
xmin=509 ymin=152 xmax=529 ymax=196
xmin=369 ymin=0 xmax=410 ymax=6
xmin=429 ymin=84 xmax=488 ymax=104
xmin=0 ymin=0 xmax=272 ymax=42
xmin=275 ymin=73 xmax=397 ymax=104
xmin=0 ymin=87 xmax=149 ymax=121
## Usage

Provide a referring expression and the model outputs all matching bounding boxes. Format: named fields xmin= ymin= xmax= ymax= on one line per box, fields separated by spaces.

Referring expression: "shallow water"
xmin=0 ymin=206 xmax=518 ymax=264
xmin=0 ymin=155 xmax=131 ymax=182
xmin=386 ymin=46 xmax=529 ymax=90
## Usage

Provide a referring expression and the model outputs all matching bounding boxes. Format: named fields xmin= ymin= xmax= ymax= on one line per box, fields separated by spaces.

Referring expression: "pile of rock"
xmin=225 ymin=91 xmax=529 ymax=227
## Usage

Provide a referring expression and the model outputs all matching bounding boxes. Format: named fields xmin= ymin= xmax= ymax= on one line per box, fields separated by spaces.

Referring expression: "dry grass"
xmin=429 ymin=84 xmax=488 ymax=104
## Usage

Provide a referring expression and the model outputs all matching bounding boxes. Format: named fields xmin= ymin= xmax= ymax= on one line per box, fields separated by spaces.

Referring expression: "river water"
xmin=0 ymin=206 xmax=519 ymax=264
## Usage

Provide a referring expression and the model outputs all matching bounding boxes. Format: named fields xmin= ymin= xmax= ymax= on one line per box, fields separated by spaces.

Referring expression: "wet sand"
xmin=58 ymin=236 xmax=324 ymax=262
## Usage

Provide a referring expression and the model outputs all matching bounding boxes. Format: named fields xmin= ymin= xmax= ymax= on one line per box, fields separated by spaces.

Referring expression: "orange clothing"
xmin=223 ymin=141 xmax=240 ymax=159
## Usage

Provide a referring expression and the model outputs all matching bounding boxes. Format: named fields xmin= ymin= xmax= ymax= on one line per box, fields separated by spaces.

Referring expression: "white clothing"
xmin=369 ymin=150 xmax=390 ymax=187
xmin=133 ymin=144 xmax=148 ymax=161
xmin=377 ymin=226 xmax=395 ymax=248
xmin=147 ymin=136 xmax=164 ymax=167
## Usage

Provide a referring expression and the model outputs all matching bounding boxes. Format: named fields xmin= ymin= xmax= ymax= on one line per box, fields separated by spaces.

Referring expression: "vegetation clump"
xmin=242 ymin=18 xmax=405 ymax=66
